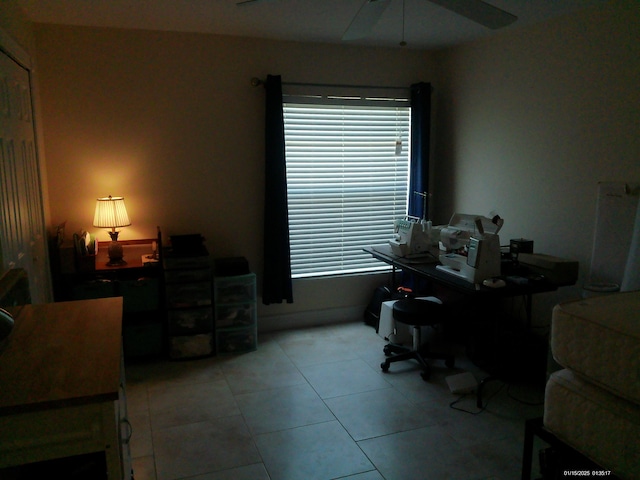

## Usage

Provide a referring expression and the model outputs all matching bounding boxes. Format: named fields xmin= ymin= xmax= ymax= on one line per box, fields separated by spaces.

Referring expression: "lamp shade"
xmin=93 ymin=196 xmax=131 ymax=229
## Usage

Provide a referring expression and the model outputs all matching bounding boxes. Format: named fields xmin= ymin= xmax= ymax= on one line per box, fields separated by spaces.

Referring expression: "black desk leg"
xmin=477 ymin=292 xmax=535 ymax=410
xmin=521 ymin=417 xmax=538 ymax=480
xmin=524 ymin=293 xmax=533 ymax=330
xmin=477 ymin=376 xmax=494 ymax=409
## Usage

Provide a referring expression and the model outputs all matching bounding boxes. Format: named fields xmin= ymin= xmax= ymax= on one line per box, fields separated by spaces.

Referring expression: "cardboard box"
xmin=519 ymin=253 xmax=579 ymax=286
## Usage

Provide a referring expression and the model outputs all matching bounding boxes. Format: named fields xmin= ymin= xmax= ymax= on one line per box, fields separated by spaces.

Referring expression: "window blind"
xmin=284 ymin=101 xmax=411 ymax=278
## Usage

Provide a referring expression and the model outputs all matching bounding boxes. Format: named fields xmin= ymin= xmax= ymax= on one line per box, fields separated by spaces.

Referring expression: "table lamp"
xmin=93 ymin=195 xmax=131 ymax=266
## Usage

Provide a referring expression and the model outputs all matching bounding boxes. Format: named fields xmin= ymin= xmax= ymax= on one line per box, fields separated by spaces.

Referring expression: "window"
xmin=283 ymin=87 xmax=411 ymax=278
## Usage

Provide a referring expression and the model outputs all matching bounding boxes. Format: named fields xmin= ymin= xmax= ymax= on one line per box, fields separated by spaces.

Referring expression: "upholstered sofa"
xmin=542 ymin=291 xmax=640 ymax=479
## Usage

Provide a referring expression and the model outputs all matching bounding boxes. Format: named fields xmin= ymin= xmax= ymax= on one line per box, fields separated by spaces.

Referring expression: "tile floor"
xmin=124 ymin=321 xmax=546 ymax=480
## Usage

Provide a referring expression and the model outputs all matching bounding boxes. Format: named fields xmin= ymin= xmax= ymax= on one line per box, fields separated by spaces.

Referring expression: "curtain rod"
xmin=250 ymin=77 xmax=409 ymax=91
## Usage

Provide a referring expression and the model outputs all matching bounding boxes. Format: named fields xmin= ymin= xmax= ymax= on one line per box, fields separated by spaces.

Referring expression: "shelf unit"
xmin=214 ymin=273 xmax=257 ymax=354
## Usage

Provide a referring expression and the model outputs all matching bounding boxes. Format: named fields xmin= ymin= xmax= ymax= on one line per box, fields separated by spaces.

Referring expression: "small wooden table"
xmin=0 ymin=297 xmax=130 ymax=479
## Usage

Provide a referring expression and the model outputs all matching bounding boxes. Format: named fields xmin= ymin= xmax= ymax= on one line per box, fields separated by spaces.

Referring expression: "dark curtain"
xmin=401 ymin=82 xmax=432 ymax=294
xmin=262 ymin=75 xmax=294 ymax=304
xmin=408 ymin=82 xmax=432 ymax=220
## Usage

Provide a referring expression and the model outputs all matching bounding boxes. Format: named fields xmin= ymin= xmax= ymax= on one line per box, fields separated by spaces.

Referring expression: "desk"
xmin=364 ymin=245 xmax=558 ymax=325
xmin=52 ymin=238 xmax=164 ymax=359
xmin=51 ymin=238 xmax=161 ymax=301
xmin=364 ymin=245 xmax=559 ymax=406
xmin=0 ymin=298 xmax=131 ymax=479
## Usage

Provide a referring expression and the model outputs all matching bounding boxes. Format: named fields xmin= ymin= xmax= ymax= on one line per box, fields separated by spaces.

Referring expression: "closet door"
xmin=0 ymin=44 xmax=51 ymax=303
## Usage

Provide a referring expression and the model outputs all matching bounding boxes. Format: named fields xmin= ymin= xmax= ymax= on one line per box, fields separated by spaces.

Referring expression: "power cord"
xmin=448 ymin=381 xmax=506 ymax=415
xmin=448 ymin=377 xmax=544 ymax=414
xmin=506 ymin=382 xmax=545 ymax=406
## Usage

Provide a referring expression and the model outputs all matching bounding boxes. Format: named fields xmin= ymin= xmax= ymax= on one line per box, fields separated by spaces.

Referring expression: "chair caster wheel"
xmin=380 ymin=362 xmax=389 ymax=372
xmin=420 ymin=370 xmax=430 ymax=381
xmin=445 ymin=358 xmax=455 ymax=368
xmin=383 ymin=345 xmax=392 ymax=356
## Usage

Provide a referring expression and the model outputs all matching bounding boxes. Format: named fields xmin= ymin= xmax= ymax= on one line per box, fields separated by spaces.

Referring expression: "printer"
xmin=436 ymin=213 xmax=504 ymax=284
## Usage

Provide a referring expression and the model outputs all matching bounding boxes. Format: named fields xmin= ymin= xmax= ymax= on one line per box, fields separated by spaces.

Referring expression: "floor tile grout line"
xmin=126 ymin=322 xmax=543 ymax=480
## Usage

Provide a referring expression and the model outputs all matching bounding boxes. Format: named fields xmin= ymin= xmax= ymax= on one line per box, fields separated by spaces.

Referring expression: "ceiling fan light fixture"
xmin=236 ymin=0 xmax=275 ymax=6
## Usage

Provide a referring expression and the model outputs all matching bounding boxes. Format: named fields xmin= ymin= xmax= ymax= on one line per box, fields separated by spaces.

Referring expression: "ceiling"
xmin=17 ymin=0 xmax=605 ymax=50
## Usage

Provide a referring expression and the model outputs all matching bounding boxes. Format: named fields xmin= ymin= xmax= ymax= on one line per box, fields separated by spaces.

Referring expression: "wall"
xmin=433 ymin=0 xmax=640 ymax=323
xmin=0 ymin=1 xmax=33 ymax=55
xmin=9 ymin=0 xmax=637 ymax=330
xmin=32 ymin=24 xmax=436 ymax=330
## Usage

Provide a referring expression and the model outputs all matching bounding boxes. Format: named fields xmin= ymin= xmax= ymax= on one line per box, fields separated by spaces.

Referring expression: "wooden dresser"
xmin=0 ymin=297 xmax=130 ymax=479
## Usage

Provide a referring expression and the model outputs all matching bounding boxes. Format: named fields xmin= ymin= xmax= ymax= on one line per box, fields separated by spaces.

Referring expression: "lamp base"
xmin=107 ymin=240 xmax=127 ymax=266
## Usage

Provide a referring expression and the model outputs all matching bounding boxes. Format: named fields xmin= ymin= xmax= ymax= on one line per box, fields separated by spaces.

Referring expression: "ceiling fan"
xmin=237 ymin=0 xmax=518 ymax=43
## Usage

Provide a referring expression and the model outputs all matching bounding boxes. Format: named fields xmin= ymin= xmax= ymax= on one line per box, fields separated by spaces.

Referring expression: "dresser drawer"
xmin=169 ymin=333 xmax=213 ymax=359
xmin=165 ymin=282 xmax=212 ymax=308
xmin=168 ymin=307 xmax=213 ymax=335
xmin=215 ymin=303 xmax=255 ymax=328
xmin=164 ymin=268 xmax=211 ymax=284
xmin=164 ymin=255 xmax=210 ymax=271
xmin=214 ymin=274 xmax=256 ymax=304
xmin=216 ymin=327 xmax=256 ymax=355
xmin=0 ymin=403 xmax=106 ymax=468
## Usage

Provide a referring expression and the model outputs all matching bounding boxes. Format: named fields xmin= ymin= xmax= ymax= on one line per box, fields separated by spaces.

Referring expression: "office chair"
xmin=380 ymin=297 xmax=455 ymax=380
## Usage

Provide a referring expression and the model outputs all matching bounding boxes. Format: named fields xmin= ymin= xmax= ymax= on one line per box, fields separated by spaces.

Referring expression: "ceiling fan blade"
xmin=342 ymin=0 xmax=391 ymax=41
xmin=427 ymin=0 xmax=517 ymax=29
xmin=236 ymin=0 xmax=275 ymax=6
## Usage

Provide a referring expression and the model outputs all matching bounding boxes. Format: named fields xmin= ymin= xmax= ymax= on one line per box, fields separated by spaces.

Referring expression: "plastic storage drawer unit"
xmin=214 ymin=273 xmax=257 ymax=354
xmin=164 ymin=245 xmax=214 ymax=359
